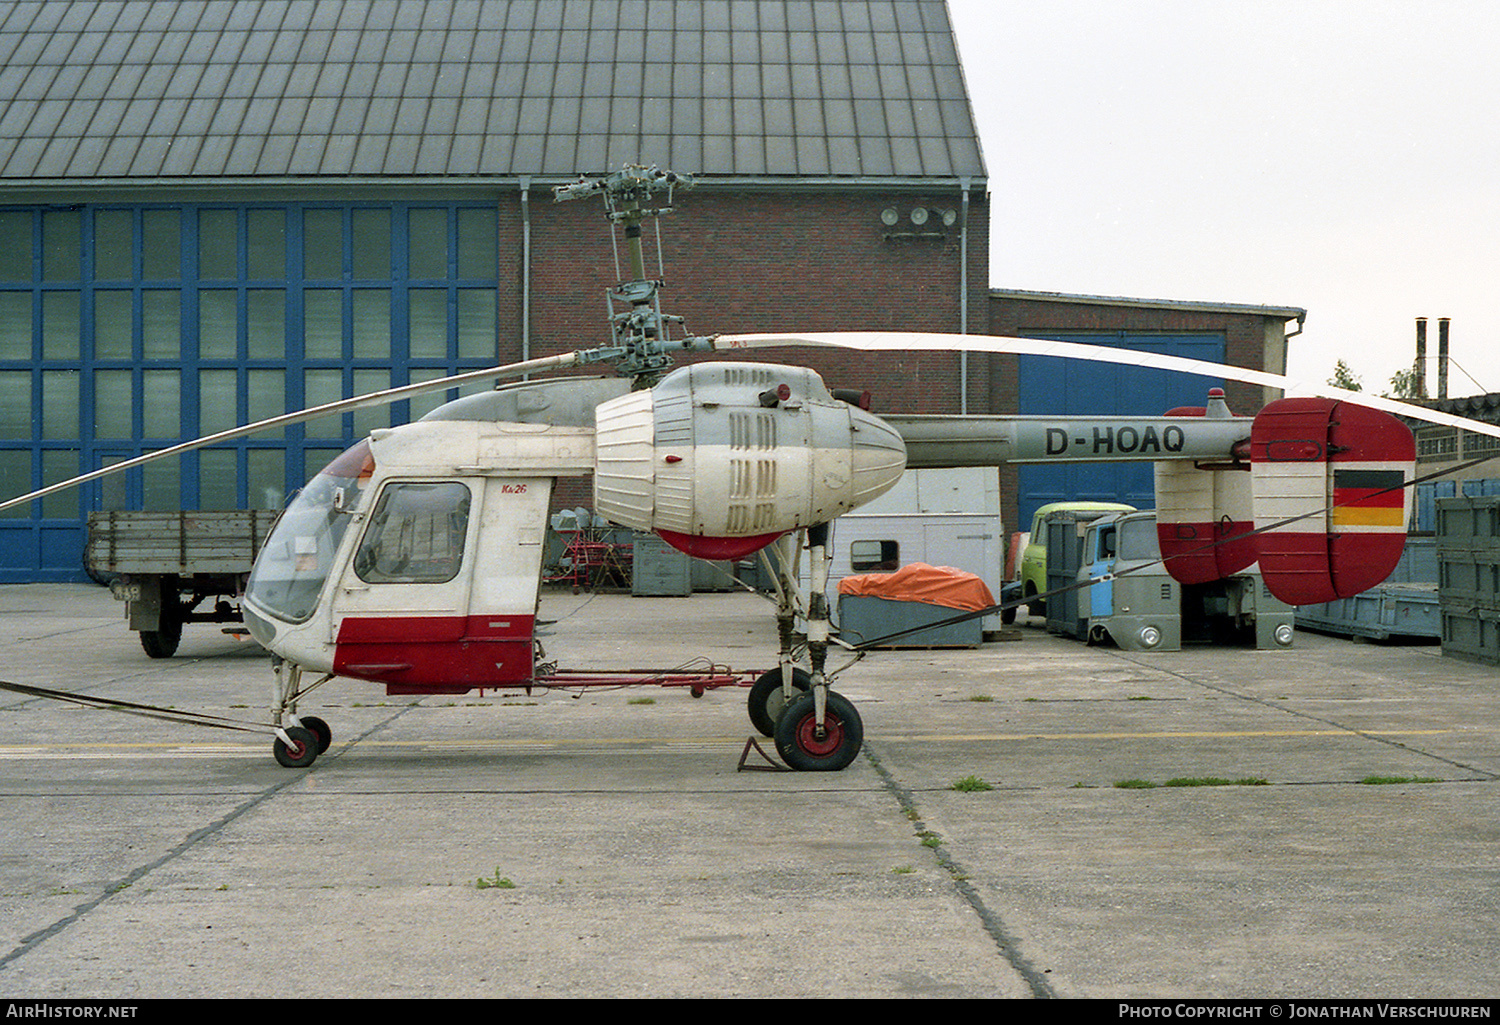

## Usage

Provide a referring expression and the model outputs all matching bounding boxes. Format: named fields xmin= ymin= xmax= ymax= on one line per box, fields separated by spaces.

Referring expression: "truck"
xmin=84 ymin=510 xmax=276 ymax=657
xmin=1020 ymin=501 xmax=1135 ymax=617
xmin=1068 ymin=510 xmax=1295 ymax=651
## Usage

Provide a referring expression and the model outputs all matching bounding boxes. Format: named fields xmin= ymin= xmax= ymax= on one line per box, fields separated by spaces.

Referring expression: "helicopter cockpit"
xmin=244 ymin=439 xmax=373 ymax=629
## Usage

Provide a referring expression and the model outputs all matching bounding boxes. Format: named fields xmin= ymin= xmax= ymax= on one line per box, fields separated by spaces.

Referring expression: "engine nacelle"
xmin=593 ymin=362 xmax=908 ymax=559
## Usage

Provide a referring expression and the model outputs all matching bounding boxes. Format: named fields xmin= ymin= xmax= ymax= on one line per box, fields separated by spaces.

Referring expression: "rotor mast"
xmin=554 ymin=164 xmax=715 ymax=387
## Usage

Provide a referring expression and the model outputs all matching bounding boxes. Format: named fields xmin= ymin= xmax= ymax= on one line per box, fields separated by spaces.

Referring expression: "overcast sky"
xmin=945 ymin=0 xmax=1500 ymax=398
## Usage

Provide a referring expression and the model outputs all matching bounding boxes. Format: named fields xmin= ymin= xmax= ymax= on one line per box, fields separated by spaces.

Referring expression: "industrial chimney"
xmin=1415 ymin=318 xmax=1428 ymax=399
xmin=1438 ymin=317 xmax=1450 ymax=400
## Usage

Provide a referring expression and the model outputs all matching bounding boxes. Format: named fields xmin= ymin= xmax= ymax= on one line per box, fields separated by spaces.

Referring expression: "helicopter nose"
xmin=846 ymin=403 xmax=908 ymax=505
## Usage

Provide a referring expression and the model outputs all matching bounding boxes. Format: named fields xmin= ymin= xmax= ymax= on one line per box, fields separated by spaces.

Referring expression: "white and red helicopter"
xmin=7 ymin=165 xmax=1496 ymax=772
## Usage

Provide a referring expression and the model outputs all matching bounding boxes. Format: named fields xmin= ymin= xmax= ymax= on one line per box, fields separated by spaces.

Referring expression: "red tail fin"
xmin=1250 ymin=398 xmax=1413 ymax=605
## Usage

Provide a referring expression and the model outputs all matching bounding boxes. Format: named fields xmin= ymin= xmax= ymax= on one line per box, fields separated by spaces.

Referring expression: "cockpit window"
xmin=352 ymin=482 xmax=471 ymax=584
xmin=245 ymin=440 xmax=372 ymax=624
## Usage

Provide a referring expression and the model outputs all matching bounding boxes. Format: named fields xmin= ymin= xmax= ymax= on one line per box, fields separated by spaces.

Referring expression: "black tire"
xmin=299 ymin=716 xmax=332 ymax=754
xmin=747 ymin=667 xmax=811 ymax=737
xmin=1025 ymin=585 xmax=1044 ymax=618
xmin=1001 ymin=604 xmax=1017 ymax=625
xmin=773 ymin=691 xmax=864 ymax=771
xmin=273 ymin=726 xmax=319 ymax=768
xmin=139 ymin=619 xmax=182 ymax=659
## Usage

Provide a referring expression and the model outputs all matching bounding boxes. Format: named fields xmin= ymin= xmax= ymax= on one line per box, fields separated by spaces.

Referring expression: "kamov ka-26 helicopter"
xmin=9 ymin=164 xmax=1499 ymax=772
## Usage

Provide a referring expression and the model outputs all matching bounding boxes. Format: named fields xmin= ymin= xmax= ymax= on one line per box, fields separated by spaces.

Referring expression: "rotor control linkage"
xmin=554 ymin=164 xmax=712 ymax=386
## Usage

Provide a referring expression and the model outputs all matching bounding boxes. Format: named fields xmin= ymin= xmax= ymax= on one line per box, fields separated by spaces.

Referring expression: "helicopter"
xmin=6 ymin=165 xmax=1498 ymax=773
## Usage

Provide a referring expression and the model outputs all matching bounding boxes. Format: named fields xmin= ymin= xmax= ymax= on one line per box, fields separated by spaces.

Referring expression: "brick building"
xmin=0 ymin=0 xmax=1298 ymax=580
xmin=988 ymin=289 xmax=1304 ymax=527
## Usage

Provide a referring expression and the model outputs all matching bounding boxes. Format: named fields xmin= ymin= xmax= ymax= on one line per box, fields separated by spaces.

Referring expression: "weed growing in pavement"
xmin=476 ymin=868 xmax=516 ymax=890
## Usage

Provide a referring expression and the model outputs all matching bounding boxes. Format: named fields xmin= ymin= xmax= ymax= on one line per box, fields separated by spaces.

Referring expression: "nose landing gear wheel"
xmin=747 ymin=668 xmax=811 ymax=737
xmin=773 ymin=691 xmax=863 ymax=771
xmin=273 ymin=726 xmax=319 ymax=768
xmin=299 ymin=716 xmax=332 ymax=754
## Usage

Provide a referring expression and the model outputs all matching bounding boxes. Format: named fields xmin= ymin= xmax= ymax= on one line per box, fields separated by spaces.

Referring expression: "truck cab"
xmin=1020 ymin=501 xmax=1134 ymax=615
xmin=1078 ymin=510 xmax=1296 ymax=652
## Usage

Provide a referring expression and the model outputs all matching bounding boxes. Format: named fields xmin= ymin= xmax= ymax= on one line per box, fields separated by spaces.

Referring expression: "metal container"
xmin=837 ymin=595 xmax=982 ymax=648
xmin=630 ymin=532 xmax=691 ymax=597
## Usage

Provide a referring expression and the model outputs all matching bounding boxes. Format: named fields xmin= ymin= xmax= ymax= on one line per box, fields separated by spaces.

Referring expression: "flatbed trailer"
xmin=84 ymin=510 xmax=276 ymax=657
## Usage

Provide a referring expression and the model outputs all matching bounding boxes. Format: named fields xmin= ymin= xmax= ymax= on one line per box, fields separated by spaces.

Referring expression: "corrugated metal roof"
xmin=992 ymin=288 xmax=1307 ymax=323
xmin=0 ymin=0 xmax=986 ymax=182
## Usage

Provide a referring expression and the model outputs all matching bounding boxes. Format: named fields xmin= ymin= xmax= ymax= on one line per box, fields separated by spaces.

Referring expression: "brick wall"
xmin=507 ymin=185 xmax=991 ymax=416
xmin=510 ymin=184 xmax=991 ymax=510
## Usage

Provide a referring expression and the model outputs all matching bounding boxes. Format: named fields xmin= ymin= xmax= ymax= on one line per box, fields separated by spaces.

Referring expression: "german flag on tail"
xmin=1330 ymin=468 xmax=1408 ymax=529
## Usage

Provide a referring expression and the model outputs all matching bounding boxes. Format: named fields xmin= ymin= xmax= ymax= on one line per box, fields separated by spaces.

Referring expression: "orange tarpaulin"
xmin=836 ymin=563 xmax=995 ymax=611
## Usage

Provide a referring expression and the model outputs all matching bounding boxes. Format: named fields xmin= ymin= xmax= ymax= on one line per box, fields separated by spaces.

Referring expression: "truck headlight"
xmin=1138 ymin=625 xmax=1162 ymax=648
xmin=1274 ymin=623 xmax=1294 ymax=646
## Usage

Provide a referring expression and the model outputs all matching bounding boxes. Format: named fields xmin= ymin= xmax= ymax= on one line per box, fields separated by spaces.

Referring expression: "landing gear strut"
xmin=270 ymin=659 xmax=334 ymax=768
xmin=753 ymin=525 xmax=864 ymax=770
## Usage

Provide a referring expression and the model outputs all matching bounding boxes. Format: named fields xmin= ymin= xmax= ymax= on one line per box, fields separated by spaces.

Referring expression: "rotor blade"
xmin=0 ymin=352 xmax=584 ymax=514
xmin=716 ymin=331 xmax=1500 ymax=440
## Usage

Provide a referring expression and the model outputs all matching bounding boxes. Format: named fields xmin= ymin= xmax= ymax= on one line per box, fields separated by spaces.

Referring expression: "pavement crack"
xmin=1109 ymin=650 xmax=1500 ymax=781
xmin=860 ymin=740 xmax=1056 ymax=999
xmin=0 ymin=703 xmax=415 ymax=972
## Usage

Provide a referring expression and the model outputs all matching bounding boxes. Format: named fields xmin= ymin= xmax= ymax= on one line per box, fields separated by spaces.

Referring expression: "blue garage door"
xmin=1016 ymin=332 xmax=1226 ymax=531
xmin=0 ymin=202 xmax=499 ymax=582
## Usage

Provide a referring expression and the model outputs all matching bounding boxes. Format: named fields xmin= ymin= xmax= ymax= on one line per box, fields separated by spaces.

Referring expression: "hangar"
xmin=0 ymin=0 xmax=1302 ymax=581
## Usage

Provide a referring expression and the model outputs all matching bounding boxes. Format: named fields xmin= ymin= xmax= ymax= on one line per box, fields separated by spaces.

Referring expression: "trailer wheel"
xmin=139 ymin=617 xmax=182 ymax=659
xmin=747 ymin=667 xmax=811 ymax=737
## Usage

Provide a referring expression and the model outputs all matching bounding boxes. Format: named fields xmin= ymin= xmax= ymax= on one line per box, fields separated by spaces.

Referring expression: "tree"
xmin=1386 ymin=361 xmax=1425 ymax=400
xmin=1328 ymin=359 xmax=1363 ymax=392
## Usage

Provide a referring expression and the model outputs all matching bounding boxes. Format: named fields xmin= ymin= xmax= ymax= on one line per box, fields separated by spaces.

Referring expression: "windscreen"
xmin=245 ymin=440 xmax=373 ymax=623
xmin=1117 ymin=516 xmax=1163 ymax=561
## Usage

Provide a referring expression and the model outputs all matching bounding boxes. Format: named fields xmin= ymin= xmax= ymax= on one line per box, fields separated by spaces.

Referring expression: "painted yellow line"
xmin=0 ymin=742 xmax=259 ymax=751
xmin=880 ymin=728 xmax=1456 ymax=742
xmin=0 ymin=728 xmax=1463 ymax=760
xmin=0 ymin=736 xmax=753 ymax=757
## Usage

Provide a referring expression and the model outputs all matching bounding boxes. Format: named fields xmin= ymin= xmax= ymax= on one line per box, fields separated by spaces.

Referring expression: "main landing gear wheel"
xmin=747 ymin=667 xmax=811 ymax=737
xmin=273 ymin=726 xmax=319 ymax=768
xmin=299 ymin=716 xmax=332 ymax=754
xmin=773 ymin=690 xmax=864 ymax=771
